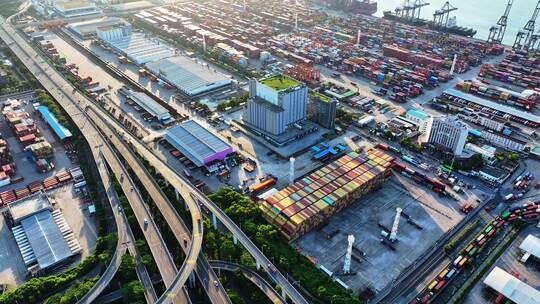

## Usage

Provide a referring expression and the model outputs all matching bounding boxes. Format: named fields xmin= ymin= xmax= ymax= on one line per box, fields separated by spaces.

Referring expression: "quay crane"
xmin=487 ymin=0 xmax=513 ymax=44
xmin=513 ymin=0 xmax=540 ymax=51
xmin=433 ymin=1 xmax=457 ymax=28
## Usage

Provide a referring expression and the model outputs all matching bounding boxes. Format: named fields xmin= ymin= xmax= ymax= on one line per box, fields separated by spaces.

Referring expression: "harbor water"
xmin=375 ymin=0 xmax=539 ymax=45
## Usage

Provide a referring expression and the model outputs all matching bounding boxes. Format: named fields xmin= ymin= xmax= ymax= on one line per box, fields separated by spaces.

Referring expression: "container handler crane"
xmin=487 ymin=0 xmax=513 ymax=44
xmin=433 ymin=1 xmax=457 ymax=28
xmin=513 ymin=0 xmax=540 ymax=51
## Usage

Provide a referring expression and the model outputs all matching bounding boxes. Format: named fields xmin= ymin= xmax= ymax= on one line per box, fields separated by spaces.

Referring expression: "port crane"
xmin=513 ymin=0 xmax=540 ymax=51
xmin=487 ymin=0 xmax=513 ymax=44
xmin=433 ymin=1 xmax=457 ymax=27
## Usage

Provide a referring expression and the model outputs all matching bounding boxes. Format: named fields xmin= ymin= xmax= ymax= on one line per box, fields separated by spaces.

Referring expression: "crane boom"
xmin=488 ymin=0 xmax=514 ymax=43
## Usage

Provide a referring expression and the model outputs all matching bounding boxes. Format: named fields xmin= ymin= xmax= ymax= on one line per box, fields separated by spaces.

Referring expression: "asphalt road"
xmin=209 ymin=260 xmax=286 ymax=304
xmin=86 ymin=107 xmax=230 ymax=304
xmin=90 ymin=95 xmax=309 ymax=304
xmin=0 ymin=17 xmax=191 ymax=303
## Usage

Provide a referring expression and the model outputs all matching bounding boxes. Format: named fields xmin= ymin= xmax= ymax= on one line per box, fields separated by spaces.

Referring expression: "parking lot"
xmin=294 ymin=173 xmax=468 ymax=294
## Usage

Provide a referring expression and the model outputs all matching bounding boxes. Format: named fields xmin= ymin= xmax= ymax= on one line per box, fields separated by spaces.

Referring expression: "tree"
xmin=469 ymin=154 xmax=484 ymax=170
xmin=119 ymin=255 xmax=137 ymax=281
xmin=122 ymin=281 xmax=145 ymax=303
xmin=508 ymin=152 xmax=520 ymax=161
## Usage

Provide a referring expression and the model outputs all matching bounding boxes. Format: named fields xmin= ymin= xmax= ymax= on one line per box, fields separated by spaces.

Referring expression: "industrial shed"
xmin=483 ymin=266 xmax=540 ymax=304
xmin=37 ymin=105 xmax=72 ymax=141
xmin=9 ymin=194 xmax=81 ymax=273
xmin=97 ymin=26 xmax=175 ymax=65
xmin=67 ymin=17 xmax=128 ymax=38
xmin=145 ymin=56 xmax=233 ymax=96
xmin=164 ymin=120 xmax=233 ymax=167
xmin=124 ymin=90 xmax=172 ymax=124
xmin=519 ymin=234 xmax=540 ymax=262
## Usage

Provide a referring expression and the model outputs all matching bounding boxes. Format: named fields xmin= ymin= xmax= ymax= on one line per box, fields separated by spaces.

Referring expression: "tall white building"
xmin=406 ymin=109 xmax=433 ymax=142
xmin=428 ymin=116 xmax=469 ymax=155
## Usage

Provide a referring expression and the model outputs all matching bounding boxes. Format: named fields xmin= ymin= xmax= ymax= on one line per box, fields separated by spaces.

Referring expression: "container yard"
xmin=259 ymin=149 xmax=395 ymax=241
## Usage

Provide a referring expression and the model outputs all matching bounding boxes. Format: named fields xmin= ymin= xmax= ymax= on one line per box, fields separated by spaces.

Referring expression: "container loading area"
xmin=259 ymin=149 xmax=394 ymax=241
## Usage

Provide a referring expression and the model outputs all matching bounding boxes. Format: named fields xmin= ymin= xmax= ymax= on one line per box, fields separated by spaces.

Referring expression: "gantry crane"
xmin=394 ymin=0 xmax=413 ymax=19
xmin=411 ymin=0 xmax=430 ymax=20
xmin=487 ymin=0 xmax=513 ymax=44
xmin=433 ymin=1 xmax=457 ymax=27
xmin=530 ymin=29 xmax=540 ymax=52
xmin=513 ymin=0 xmax=540 ymax=51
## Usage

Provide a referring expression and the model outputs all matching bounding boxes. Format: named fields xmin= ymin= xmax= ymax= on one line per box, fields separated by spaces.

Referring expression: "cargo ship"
xmin=382 ymin=11 xmax=477 ymax=37
xmin=312 ymin=0 xmax=378 ymax=15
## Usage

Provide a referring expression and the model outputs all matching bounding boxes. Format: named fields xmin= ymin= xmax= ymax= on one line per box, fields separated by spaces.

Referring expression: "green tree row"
xmin=208 ymin=188 xmax=360 ymax=304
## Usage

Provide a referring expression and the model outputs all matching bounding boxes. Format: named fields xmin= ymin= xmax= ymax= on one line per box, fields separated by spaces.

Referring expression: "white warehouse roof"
xmin=483 ymin=266 xmax=540 ymax=304
xmin=145 ymin=56 xmax=233 ymax=96
xmin=126 ymin=91 xmax=172 ymax=123
xmin=104 ymin=32 xmax=175 ymax=65
xmin=519 ymin=234 xmax=540 ymax=259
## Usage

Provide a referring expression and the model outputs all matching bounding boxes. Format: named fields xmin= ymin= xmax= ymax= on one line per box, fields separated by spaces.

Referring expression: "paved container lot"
xmin=294 ymin=174 xmax=466 ymax=294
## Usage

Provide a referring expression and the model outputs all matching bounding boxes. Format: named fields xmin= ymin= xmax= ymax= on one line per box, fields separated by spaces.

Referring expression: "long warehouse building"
xmin=124 ymin=90 xmax=173 ymax=124
xmin=260 ymin=149 xmax=394 ymax=240
xmin=145 ymin=56 xmax=233 ymax=96
xmin=164 ymin=120 xmax=234 ymax=167
xmin=443 ymin=89 xmax=540 ymax=127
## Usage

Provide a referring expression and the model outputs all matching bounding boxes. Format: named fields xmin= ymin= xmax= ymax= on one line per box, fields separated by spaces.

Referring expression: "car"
xmin=213 ymin=280 xmax=219 ymax=287
xmin=143 ymin=218 xmax=148 ymax=226
xmin=151 ymin=124 xmax=163 ymax=130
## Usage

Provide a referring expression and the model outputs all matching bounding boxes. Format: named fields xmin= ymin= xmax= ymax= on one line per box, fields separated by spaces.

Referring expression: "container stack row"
xmin=259 ymin=149 xmax=394 ymax=241
xmin=0 ymin=170 xmax=73 ymax=207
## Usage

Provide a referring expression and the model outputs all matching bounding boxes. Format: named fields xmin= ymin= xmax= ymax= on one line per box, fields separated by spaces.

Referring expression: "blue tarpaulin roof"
xmin=37 ymin=106 xmax=72 ymax=140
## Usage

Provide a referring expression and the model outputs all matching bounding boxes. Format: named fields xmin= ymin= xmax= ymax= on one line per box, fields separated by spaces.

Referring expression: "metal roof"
xmin=407 ymin=109 xmax=430 ymax=120
xmin=519 ymin=234 xmax=540 ymax=259
xmin=126 ymin=91 xmax=170 ymax=121
xmin=444 ymin=89 xmax=540 ymax=124
xmin=165 ymin=120 xmax=233 ymax=166
xmin=107 ymin=33 xmax=175 ymax=64
xmin=484 ymin=267 xmax=540 ymax=304
xmin=20 ymin=211 xmax=73 ymax=270
xmin=145 ymin=56 xmax=233 ymax=96
xmin=37 ymin=106 xmax=72 ymax=140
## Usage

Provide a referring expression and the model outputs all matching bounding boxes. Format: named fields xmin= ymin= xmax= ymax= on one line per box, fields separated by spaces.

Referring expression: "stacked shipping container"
xmin=260 ymin=149 xmax=394 ymax=240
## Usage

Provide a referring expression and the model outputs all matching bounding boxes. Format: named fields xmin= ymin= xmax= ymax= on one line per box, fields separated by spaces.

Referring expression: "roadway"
xmin=209 ymin=261 xmax=285 ymax=304
xmin=0 ymin=17 xmax=191 ymax=303
xmin=1 ymin=12 xmax=307 ymax=304
xmin=85 ymin=107 xmax=230 ymax=304
xmin=84 ymin=83 xmax=309 ymax=304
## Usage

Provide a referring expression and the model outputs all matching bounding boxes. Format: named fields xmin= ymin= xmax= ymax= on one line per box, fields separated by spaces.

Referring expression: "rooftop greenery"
xmin=260 ymin=75 xmax=300 ymax=91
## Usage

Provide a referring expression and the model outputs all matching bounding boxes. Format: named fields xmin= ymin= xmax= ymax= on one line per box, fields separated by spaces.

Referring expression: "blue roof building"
xmin=37 ymin=106 xmax=72 ymax=141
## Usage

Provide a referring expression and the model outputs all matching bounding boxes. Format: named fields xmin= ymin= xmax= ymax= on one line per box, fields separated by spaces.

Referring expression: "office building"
xmin=308 ymin=94 xmax=337 ymax=129
xmin=53 ymin=0 xmax=102 ymax=18
xmin=406 ymin=109 xmax=432 ymax=135
xmin=243 ymin=75 xmax=307 ymax=136
xmin=428 ymin=116 xmax=469 ymax=155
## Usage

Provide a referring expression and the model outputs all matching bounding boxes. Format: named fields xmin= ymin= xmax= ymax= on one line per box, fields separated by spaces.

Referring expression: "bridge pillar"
xmin=212 ymin=213 xmax=217 ymax=229
xmin=256 ymin=261 xmax=261 ymax=270
xmin=233 ymin=235 xmax=237 ymax=245
xmin=282 ymin=289 xmax=287 ymax=300
xmin=175 ymin=189 xmax=180 ymax=201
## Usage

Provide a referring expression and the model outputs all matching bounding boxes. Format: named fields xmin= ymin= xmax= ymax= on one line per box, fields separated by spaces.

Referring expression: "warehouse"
xmin=164 ymin=120 xmax=234 ymax=167
xmin=97 ymin=25 xmax=175 ymax=65
xmin=483 ymin=267 xmax=540 ymax=304
xmin=519 ymin=234 xmax=540 ymax=263
xmin=110 ymin=1 xmax=155 ymax=12
xmin=443 ymin=89 xmax=540 ymax=126
xmin=9 ymin=194 xmax=81 ymax=274
xmin=67 ymin=17 xmax=128 ymax=38
xmin=37 ymin=105 xmax=72 ymax=141
xmin=260 ymin=149 xmax=394 ymax=240
xmin=145 ymin=56 xmax=233 ymax=96
xmin=123 ymin=90 xmax=173 ymax=125
xmin=53 ymin=0 xmax=102 ymax=18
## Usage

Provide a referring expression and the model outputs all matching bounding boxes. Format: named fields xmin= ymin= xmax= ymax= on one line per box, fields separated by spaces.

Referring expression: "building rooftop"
xmin=260 ymin=75 xmax=300 ymax=91
xmin=9 ymin=193 xmax=52 ymax=223
xmin=165 ymin=120 xmax=233 ymax=166
xmin=483 ymin=266 xmax=540 ymax=304
xmin=309 ymin=91 xmax=332 ymax=103
xmin=444 ymin=89 xmax=540 ymax=124
xmin=407 ymin=109 xmax=430 ymax=120
xmin=37 ymin=106 xmax=72 ymax=140
xmin=126 ymin=91 xmax=170 ymax=121
xmin=56 ymin=0 xmax=95 ymax=10
xmin=519 ymin=234 xmax=540 ymax=259
xmin=145 ymin=56 xmax=232 ymax=96
xmin=20 ymin=211 xmax=73 ymax=270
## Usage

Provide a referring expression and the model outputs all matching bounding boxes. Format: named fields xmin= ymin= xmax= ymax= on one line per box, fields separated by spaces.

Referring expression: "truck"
xmin=504 ymin=193 xmax=514 ymax=201
xmin=372 ymin=87 xmax=388 ymax=96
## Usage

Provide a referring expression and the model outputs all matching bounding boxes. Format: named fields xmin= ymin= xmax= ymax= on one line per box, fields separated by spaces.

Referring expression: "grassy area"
xmin=309 ymin=91 xmax=331 ymax=102
xmin=260 ymin=75 xmax=300 ymax=91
